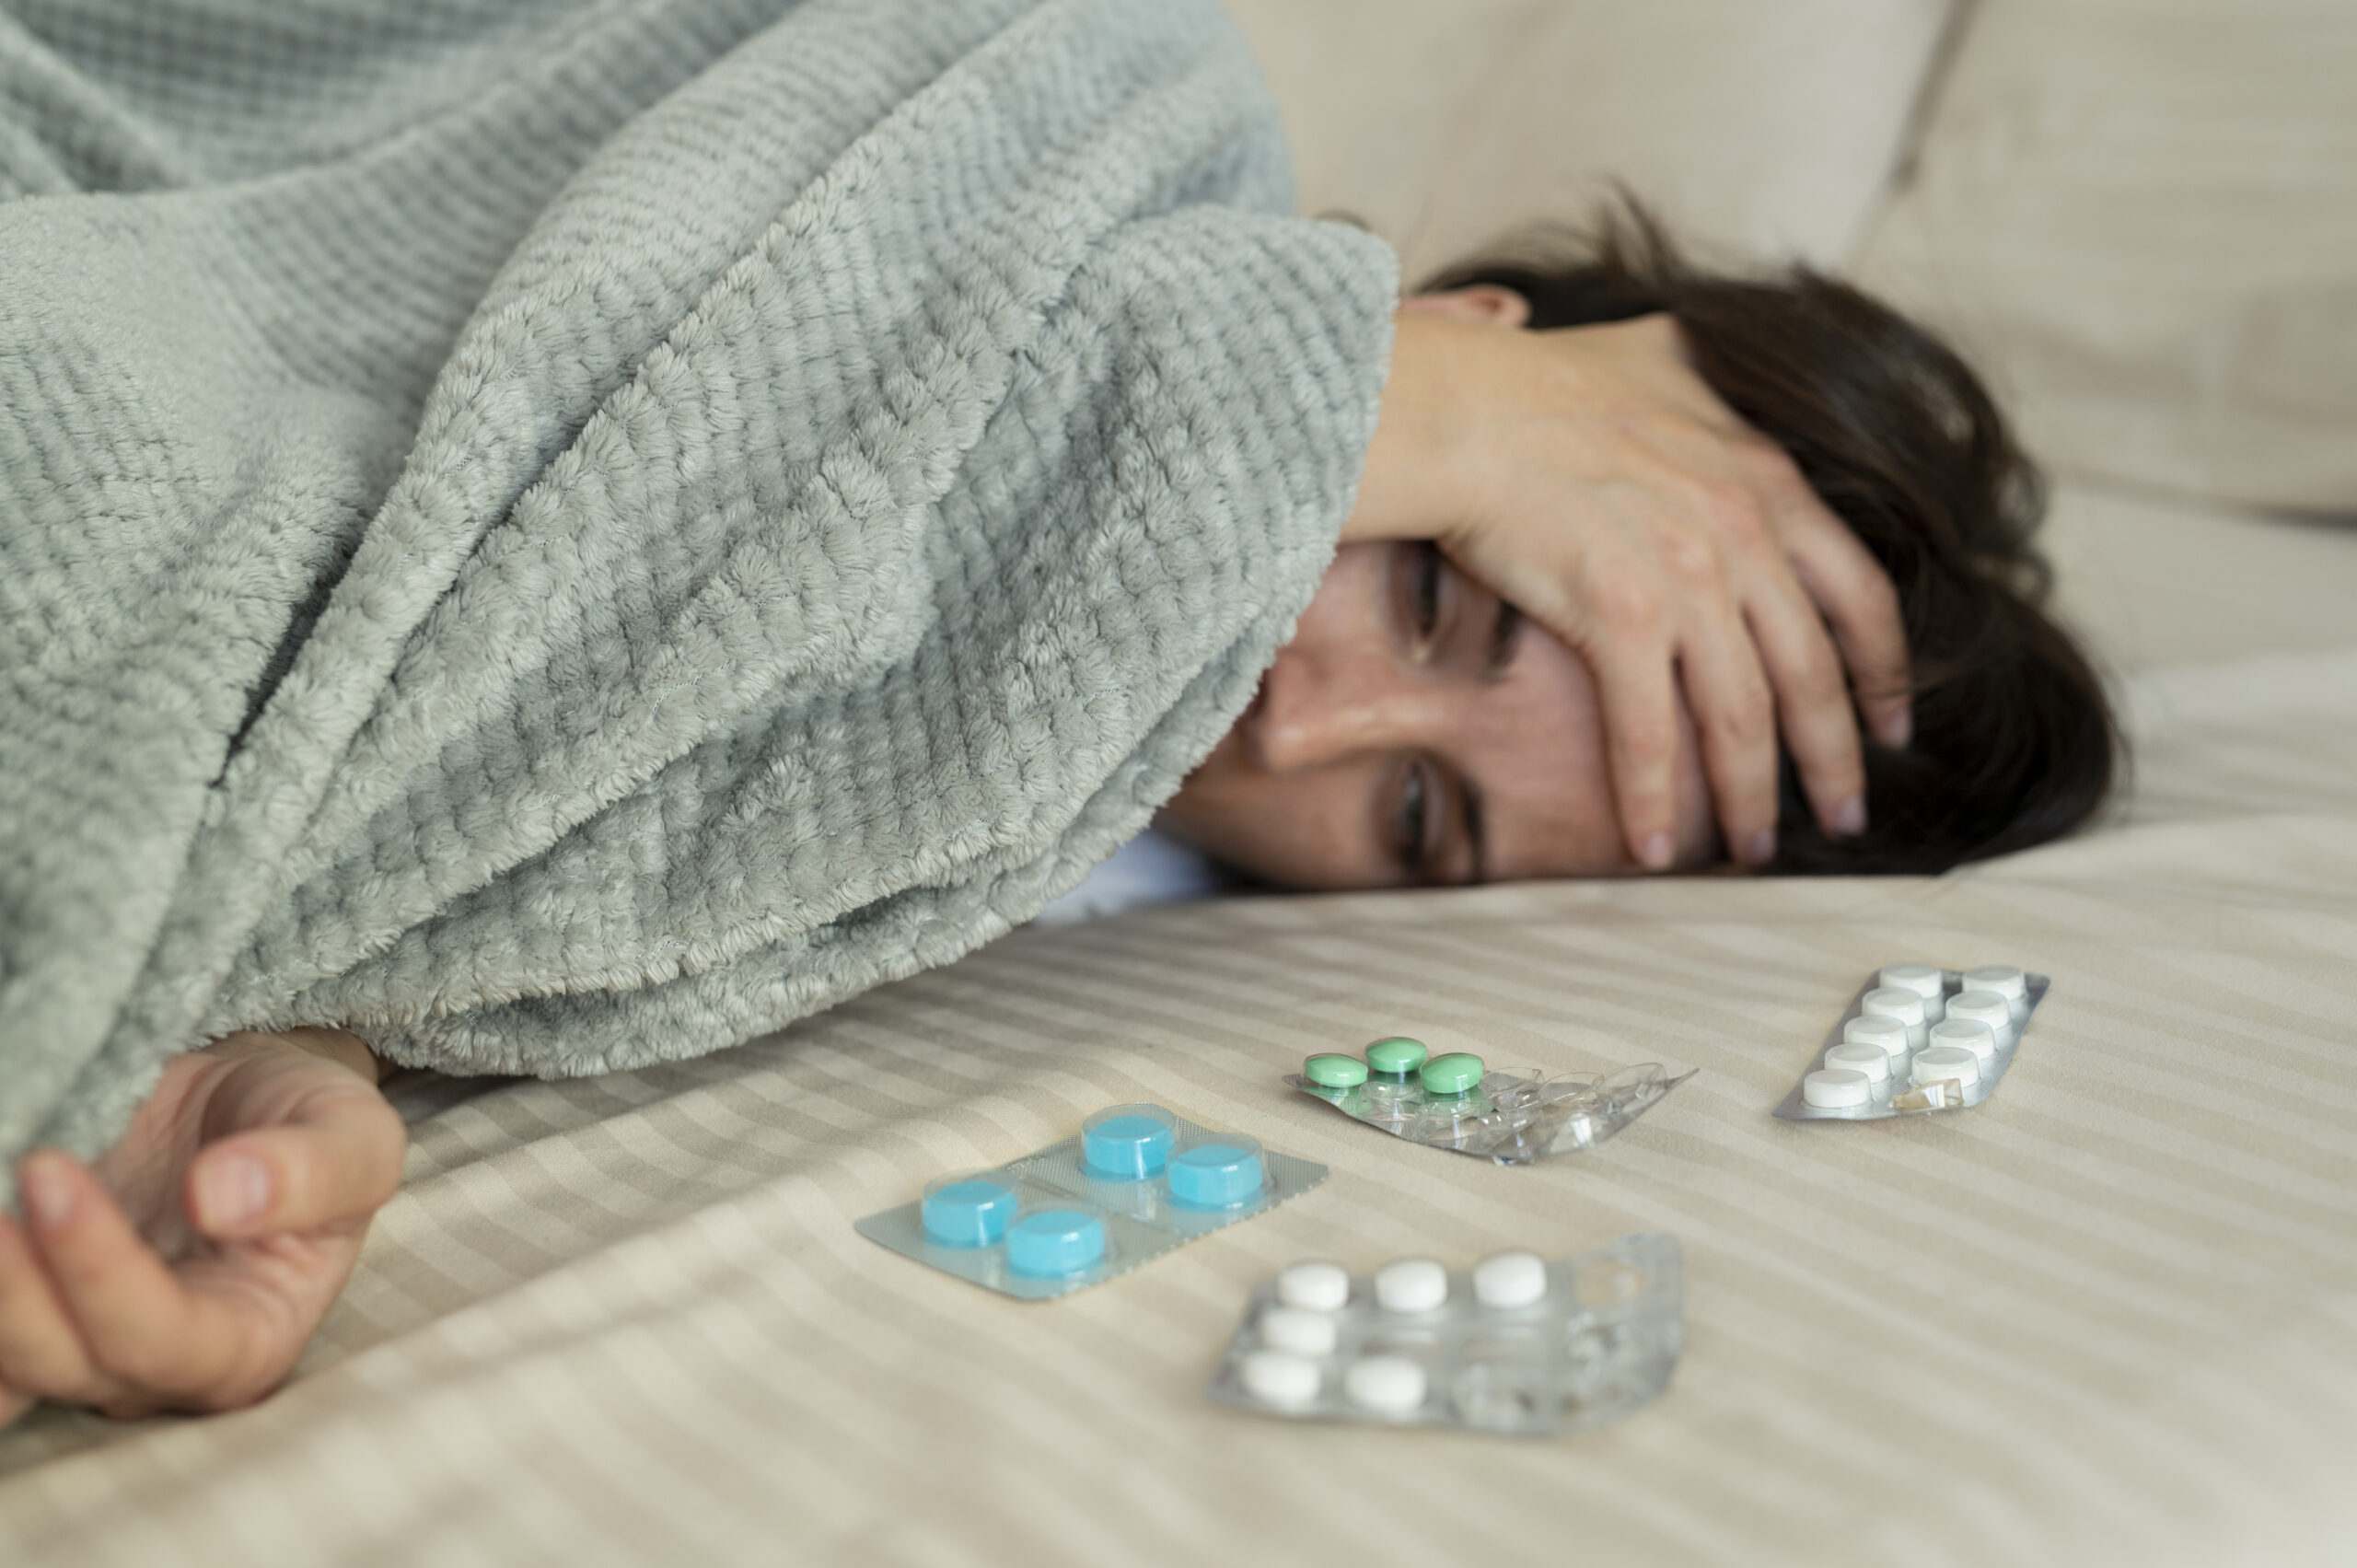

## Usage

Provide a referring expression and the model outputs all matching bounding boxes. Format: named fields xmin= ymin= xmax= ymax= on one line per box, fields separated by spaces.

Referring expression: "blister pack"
xmin=1283 ymin=1038 xmax=1691 ymax=1163
xmin=1206 ymin=1233 xmax=1683 ymax=1438
xmin=854 ymin=1103 xmax=1328 ymax=1299
xmin=1772 ymin=962 xmax=2049 ymax=1120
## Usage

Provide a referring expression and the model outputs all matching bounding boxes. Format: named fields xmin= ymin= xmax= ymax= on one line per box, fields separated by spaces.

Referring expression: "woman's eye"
xmin=1412 ymin=542 xmax=1443 ymax=640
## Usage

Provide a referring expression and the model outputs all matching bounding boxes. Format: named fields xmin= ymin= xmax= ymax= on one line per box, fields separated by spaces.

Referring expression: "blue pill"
xmin=922 ymin=1178 xmax=1020 ymax=1248
xmin=1083 ymin=1111 xmax=1175 ymax=1179
xmin=1167 ymin=1141 xmax=1266 ymax=1209
xmin=1005 ymin=1208 xmax=1108 ymax=1276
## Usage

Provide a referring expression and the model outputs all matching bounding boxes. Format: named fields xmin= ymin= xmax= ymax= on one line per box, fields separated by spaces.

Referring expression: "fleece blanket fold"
xmin=0 ymin=0 xmax=1397 ymax=1177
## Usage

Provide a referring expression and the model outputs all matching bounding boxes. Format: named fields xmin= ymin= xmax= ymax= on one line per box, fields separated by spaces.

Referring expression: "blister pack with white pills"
xmin=854 ymin=1104 xmax=1328 ymax=1299
xmin=1207 ymin=1234 xmax=1683 ymax=1437
xmin=1284 ymin=1038 xmax=1691 ymax=1163
xmin=1773 ymin=963 xmax=2049 ymax=1121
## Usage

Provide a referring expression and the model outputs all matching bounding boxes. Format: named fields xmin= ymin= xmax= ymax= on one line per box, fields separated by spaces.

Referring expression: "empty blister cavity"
xmin=1283 ymin=1038 xmax=1693 ymax=1163
xmin=856 ymin=1105 xmax=1328 ymax=1299
xmin=1774 ymin=964 xmax=2050 ymax=1121
xmin=1083 ymin=1103 xmax=1176 ymax=1179
xmin=1276 ymin=1260 xmax=1351 ymax=1312
xmin=1210 ymin=1234 xmax=1684 ymax=1438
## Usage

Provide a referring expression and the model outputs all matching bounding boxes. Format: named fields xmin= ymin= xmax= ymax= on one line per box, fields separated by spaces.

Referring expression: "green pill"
xmin=1304 ymin=1053 xmax=1369 ymax=1088
xmin=1364 ymin=1037 xmax=1431 ymax=1079
xmin=1419 ymin=1052 xmax=1486 ymax=1096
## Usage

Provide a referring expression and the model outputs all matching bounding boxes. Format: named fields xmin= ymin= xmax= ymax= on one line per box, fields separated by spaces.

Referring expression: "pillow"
xmin=1220 ymin=0 xmax=1956 ymax=280
xmin=1855 ymin=0 xmax=2357 ymax=514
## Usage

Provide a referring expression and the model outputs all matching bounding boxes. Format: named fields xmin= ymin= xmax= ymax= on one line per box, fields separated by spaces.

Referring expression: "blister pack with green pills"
xmin=1285 ymin=1039 xmax=1692 ymax=1164
xmin=1207 ymin=1233 xmax=1685 ymax=1438
xmin=853 ymin=1103 xmax=1328 ymax=1299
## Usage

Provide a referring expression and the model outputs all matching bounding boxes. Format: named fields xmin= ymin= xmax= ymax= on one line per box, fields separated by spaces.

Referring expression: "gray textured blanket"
xmin=0 ymin=0 xmax=1396 ymax=1175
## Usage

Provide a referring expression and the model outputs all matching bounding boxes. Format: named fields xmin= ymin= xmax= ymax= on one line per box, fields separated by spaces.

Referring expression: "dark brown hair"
xmin=1422 ymin=209 xmax=2120 ymax=874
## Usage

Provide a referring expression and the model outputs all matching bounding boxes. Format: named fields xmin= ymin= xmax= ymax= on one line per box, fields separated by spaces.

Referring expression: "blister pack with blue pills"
xmin=1285 ymin=1037 xmax=1691 ymax=1164
xmin=1772 ymin=962 xmax=2049 ymax=1121
xmin=854 ymin=1103 xmax=1329 ymax=1299
xmin=1207 ymin=1233 xmax=1684 ymax=1437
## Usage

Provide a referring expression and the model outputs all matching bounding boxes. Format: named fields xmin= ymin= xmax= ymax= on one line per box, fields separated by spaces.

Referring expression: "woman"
xmin=0 ymin=213 xmax=2116 ymax=1426
xmin=0 ymin=0 xmax=2108 ymax=1424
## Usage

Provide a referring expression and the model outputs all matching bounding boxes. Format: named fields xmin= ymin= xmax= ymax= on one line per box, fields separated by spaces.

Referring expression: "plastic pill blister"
xmin=1284 ymin=1038 xmax=1692 ymax=1163
xmin=854 ymin=1103 xmax=1329 ymax=1299
xmin=1206 ymin=1233 xmax=1683 ymax=1438
xmin=1772 ymin=962 xmax=2050 ymax=1121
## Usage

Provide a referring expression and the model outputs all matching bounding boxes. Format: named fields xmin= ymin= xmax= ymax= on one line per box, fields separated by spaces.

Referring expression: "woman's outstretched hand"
xmin=1349 ymin=302 xmax=1912 ymax=869
xmin=0 ymin=1028 xmax=403 ymax=1427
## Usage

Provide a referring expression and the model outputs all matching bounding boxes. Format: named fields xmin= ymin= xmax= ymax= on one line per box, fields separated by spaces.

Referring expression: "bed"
xmin=3 ymin=1 xmax=2351 ymax=1562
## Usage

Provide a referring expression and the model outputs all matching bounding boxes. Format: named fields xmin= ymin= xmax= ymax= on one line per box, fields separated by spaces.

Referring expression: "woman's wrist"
xmin=1341 ymin=310 xmax=1496 ymax=546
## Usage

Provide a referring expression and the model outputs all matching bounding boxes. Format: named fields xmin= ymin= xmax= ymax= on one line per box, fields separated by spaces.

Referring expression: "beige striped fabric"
xmin=1 ymin=630 xmax=2352 ymax=1565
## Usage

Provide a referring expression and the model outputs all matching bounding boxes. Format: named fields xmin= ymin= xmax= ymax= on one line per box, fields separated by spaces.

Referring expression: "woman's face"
xmin=1158 ymin=540 xmax=1720 ymax=889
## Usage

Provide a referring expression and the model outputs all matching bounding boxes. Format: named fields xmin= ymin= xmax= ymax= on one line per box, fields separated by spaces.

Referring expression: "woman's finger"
xmin=0 ymin=1205 xmax=108 ymax=1405
xmin=1739 ymin=559 xmax=1870 ymax=837
xmin=189 ymin=1071 xmax=406 ymax=1241
xmin=19 ymin=1152 xmax=240 ymax=1404
xmin=0 ymin=1382 xmax=31 ymax=1429
xmin=1572 ymin=575 xmax=1685 ymax=870
xmin=1664 ymin=570 xmax=1783 ymax=866
xmin=1764 ymin=466 xmax=1913 ymax=749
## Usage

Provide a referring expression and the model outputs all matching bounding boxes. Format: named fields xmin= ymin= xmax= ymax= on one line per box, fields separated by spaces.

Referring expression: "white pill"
xmin=1803 ymin=1067 xmax=1874 ymax=1109
xmin=1239 ymin=1351 xmax=1321 ymax=1408
xmin=1927 ymin=1017 xmax=1996 ymax=1065
xmin=1823 ymin=1042 xmax=1892 ymax=1084
xmin=1842 ymin=1015 xmax=1910 ymax=1061
xmin=1964 ymin=965 xmax=2030 ymax=1022
xmin=1259 ymin=1306 xmax=1339 ymax=1357
xmin=1374 ymin=1258 xmax=1449 ymax=1314
xmin=1471 ymin=1250 xmax=1550 ymax=1310
xmin=1910 ymin=1045 xmax=1981 ymax=1089
xmin=1275 ymin=1260 xmax=1351 ymax=1312
xmin=1880 ymin=963 xmax=1948 ymax=1021
xmin=1342 ymin=1355 xmax=1427 ymax=1415
xmin=1860 ymin=987 xmax=1930 ymax=1050
xmin=1946 ymin=991 xmax=2016 ymax=1049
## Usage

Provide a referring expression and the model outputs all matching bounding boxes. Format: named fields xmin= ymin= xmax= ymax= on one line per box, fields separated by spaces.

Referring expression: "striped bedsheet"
xmin=2 ymin=647 xmax=2351 ymax=1568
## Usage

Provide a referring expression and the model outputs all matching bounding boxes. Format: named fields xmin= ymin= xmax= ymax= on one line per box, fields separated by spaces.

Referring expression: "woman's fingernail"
xmin=1741 ymin=829 xmax=1777 ymax=866
xmin=198 ymin=1155 xmax=272 ymax=1231
xmin=1639 ymin=832 xmax=1675 ymax=870
xmin=19 ymin=1158 xmax=74 ymax=1232
xmin=1834 ymin=794 xmax=1867 ymax=836
xmin=1877 ymin=707 xmax=1913 ymax=749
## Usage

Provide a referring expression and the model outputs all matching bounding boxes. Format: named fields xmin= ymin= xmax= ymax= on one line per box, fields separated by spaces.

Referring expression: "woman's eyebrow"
xmin=1483 ymin=601 xmax=1523 ymax=682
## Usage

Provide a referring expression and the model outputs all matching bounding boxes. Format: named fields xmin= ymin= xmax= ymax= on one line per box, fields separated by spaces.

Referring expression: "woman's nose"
xmin=1248 ymin=649 xmax=1442 ymax=774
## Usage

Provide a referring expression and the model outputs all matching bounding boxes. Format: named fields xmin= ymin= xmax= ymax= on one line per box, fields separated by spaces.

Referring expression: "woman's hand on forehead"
xmin=1347 ymin=301 xmax=1910 ymax=868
